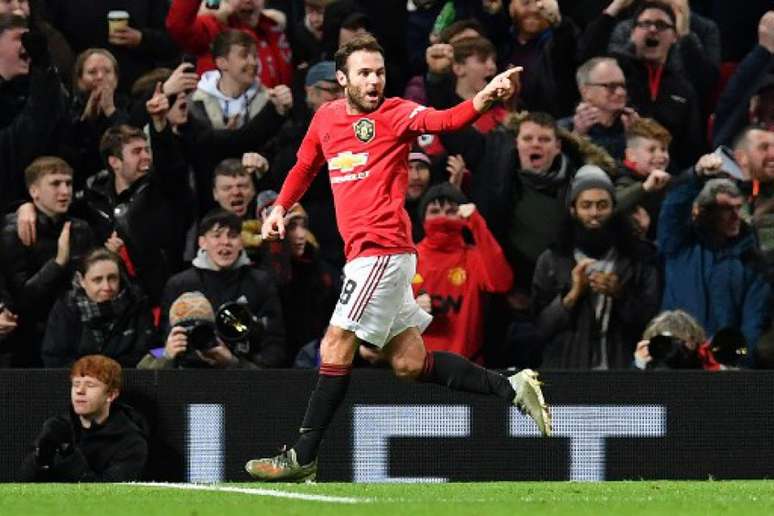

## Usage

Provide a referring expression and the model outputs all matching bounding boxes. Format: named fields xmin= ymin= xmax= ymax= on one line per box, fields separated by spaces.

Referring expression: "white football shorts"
xmin=330 ymin=253 xmax=432 ymax=348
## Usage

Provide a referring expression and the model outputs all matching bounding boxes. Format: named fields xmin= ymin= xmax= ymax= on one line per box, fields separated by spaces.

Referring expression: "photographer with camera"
xmin=137 ymin=290 xmax=246 ymax=368
xmin=142 ymin=209 xmax=286 ymax=368
xmin=18 ymin=355 xmax=148 ymax=481
xmin=658 ymin=153 xmax=771 ymax=366
xmin=633 ymin=310 xmax=730 ymax=370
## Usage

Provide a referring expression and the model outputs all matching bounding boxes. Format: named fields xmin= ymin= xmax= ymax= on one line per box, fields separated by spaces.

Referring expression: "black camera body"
xmin=647 ymin=333 xmax=700 ymax=369
xmin=178 ymin=302 xmax=266 ymax=354
xmin=179 ymin=320 xmax=218 ymax=351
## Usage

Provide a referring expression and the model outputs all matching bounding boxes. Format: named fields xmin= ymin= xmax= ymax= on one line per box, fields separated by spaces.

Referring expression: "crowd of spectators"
xmin=0 ymin=0 xmax=772 ymax=371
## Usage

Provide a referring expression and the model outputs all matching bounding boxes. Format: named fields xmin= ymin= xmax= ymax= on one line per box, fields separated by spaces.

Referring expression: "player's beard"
xmin=345 ymin=84 xmax=383 ymax=114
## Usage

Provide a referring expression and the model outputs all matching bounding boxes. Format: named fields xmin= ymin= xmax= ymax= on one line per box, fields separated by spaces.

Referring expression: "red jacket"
xmin=166 ymin=0 xmax=292 ymax=88
xmin=413 ymin=211 xmax=513 ymax=361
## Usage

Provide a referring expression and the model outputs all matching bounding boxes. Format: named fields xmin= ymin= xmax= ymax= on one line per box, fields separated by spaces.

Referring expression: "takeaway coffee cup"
xmin=108 ymin=11 xmax=129 ymax=35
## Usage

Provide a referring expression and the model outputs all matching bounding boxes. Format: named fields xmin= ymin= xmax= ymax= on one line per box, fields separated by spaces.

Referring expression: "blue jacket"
xmin=658 ymin=174 xmax=771 ymax=364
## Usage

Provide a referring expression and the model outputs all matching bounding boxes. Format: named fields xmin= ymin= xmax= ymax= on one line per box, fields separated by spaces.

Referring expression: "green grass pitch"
xmin=2 ymin=481 xmax=773 ymax=516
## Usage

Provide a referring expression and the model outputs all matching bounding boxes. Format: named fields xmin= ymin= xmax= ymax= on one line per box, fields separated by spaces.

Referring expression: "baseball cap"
xmin=305 ymin=61 xmax=337 ymax=87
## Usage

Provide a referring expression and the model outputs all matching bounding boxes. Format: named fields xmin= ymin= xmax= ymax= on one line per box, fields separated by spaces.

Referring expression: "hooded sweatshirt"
xmin=18 ymin=403 xmax=149 ymax=482
xmin=191 ymin=71 xmax=269 ymax=129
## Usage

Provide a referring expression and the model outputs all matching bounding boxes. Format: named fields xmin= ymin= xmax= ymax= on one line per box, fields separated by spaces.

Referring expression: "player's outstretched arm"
xmin=404 ymin=67 xmax=523 ymax=134
xmin=472 ymin=67 xmax=522 ymax=113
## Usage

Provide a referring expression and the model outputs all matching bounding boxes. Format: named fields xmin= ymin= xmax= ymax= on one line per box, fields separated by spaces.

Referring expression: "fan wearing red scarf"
xmin=413 ymin=183 xmax=513 ymax=363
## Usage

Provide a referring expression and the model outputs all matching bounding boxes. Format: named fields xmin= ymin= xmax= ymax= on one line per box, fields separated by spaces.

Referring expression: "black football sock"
xmin=420 ymin=351 xmax=515 ymax=402
xmin=292 ymin=363 xmax=351 ymax=465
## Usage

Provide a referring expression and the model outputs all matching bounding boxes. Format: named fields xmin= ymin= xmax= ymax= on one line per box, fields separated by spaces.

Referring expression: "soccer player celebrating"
xmin=246 ymin=34 xmax=551 ymax=482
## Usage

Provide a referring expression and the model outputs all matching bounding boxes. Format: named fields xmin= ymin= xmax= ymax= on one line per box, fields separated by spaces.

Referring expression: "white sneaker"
xmin=509 ymin=369 xmax=552 ymax=436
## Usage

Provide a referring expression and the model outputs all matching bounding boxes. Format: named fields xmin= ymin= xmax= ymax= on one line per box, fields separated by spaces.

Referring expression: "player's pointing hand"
xmin=261 ymin=205 xmax=287 ymax=241
xmin=473 ymin=66 xmax=522 ymax=113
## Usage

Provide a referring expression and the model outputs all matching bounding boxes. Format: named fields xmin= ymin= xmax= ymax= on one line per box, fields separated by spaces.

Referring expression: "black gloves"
xmin=33 ymin=418 xmax=74 ymax=469
xmin=21 ymin=30 xmax=50 ymax=69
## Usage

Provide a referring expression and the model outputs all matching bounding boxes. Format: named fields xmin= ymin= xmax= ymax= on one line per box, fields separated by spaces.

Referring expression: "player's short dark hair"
xmin=439 ymin=18 xmax=485 ymax=43
xmin=100 ymin=125 xmax=147 ymax=166
xmin=199 ymin=209 xmax=242 ymax=237
xmin=452 ymin=36 xmax=496 ymax=65
xmin=212 ymin=29 xmax=255 ymax=60
xmin=334 ymin=33 xmax=384 ymax=74
xmin=513 ymin=112 xmax=558 ymax=138
xmin=213 ymin=158 xmax=250 ymax=181
xmin=0 ymin=13 xmax=26 ymax=36
xmin=633 ymin=1 xmax=676 ymax=28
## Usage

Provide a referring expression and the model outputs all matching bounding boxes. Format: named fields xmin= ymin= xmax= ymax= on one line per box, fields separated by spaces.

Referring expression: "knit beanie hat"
xmin=255 ymin=190 xmax=279 ymax=215
xmin=567 ymin=165 xmax=615 ymax=207
xmin=417 ymin=183 xmax=468 ymax=224
xmin=169 ymin=291 xmax=215 ymax=327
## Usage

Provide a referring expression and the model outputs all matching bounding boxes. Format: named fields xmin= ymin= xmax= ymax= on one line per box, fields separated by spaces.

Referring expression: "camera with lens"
xmin=178 ymin=319 xmax=218 ymax=351
xmin=647 ymin=333 xmax=700 ymax=369
xmin=214 ymin=301 xmax=266 ymax=347
xmin=178 ymin=301 xmax=267 ymax=354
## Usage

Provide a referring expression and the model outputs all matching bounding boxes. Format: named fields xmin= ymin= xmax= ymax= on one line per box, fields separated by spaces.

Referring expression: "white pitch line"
xmin=127 ymin=482 xmax=370 ymax=504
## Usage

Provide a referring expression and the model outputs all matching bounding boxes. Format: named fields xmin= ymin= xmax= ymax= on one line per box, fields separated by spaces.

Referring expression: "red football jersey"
xmin=275 ymin=97 xmax=480 ymax=261
xmin=413 ymin=211 xmax=513 ymax=361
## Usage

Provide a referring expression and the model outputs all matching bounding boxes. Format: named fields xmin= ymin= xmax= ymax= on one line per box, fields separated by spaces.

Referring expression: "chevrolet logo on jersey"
xmin=329 ymin=151 xmax=369 ymax=172
xmin=353 ymin=118 xmax=375 ymax=143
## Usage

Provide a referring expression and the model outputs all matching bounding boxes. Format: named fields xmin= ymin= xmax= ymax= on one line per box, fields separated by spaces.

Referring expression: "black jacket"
xmin=578 ymin=13 xmax=705 ymax=169
xmin=160 ymin=257 xmax=287 ymax=368
xmin=532 ymin=238 xmax=660 ymax=369
xmin=0 ymin=210 xmax=94 ymax=366
xmin=71 ymin=125 xmax=193 ymax=303
xmin=273 ymin=245 xmax=338 ymax=363
xmin=496 ymin=18 xmax=582 ymax=118
xmin=0 ymin=66 xmax=67 ymax=212
xmin=41 ymin=284 xmax=157 ymax=368
xmin=18 ymin=402 xmax=148 ymax=482
xmin=58 ymin=92 xmax=132 ymax=187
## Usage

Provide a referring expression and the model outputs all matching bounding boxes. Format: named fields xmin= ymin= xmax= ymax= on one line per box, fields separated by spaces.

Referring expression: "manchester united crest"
xmin=448 ymin=267 xmax=467 ymax=286
xmin=353 ymin=118 xmax=375 ymax=143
